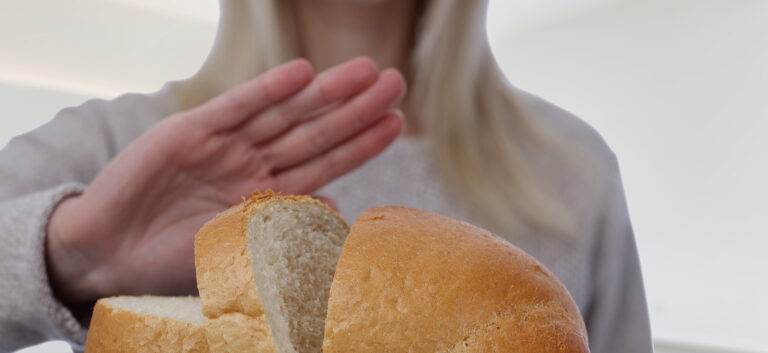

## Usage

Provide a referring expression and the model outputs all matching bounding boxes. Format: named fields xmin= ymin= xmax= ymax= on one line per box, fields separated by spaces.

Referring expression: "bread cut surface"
xmin=323 ymin=206 xmax=590 ymax=353
xmin=195 ymin=191 xmax=348 ymax=353
xmin=84 ymin=296 xmax=208 ymax=353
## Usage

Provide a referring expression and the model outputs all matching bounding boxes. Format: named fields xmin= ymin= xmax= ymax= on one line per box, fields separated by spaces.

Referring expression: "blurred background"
xmin=3 ymin=1 xmax=766 ymax=352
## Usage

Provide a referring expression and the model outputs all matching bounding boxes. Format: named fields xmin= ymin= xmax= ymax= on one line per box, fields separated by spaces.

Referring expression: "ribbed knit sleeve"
xmin=0 ymin=184 xmax=87 ymax=352
xmin=584 ymin=154 xmax=654 ymax=353
xmin=0 ymin=87 xmax=177 ymax=352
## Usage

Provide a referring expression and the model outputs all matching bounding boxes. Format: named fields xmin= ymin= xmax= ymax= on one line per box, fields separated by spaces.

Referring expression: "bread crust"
xmin=194 ymin=190 xmax=346 ymax=353
xmin=323 ymin=206 xmax=590 ymax=353
xmin=84 ymin=298 xmax=209 ymax=353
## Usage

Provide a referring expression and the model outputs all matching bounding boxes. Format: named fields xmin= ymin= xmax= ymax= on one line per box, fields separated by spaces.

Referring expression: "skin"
xmin=292 ymin=0 xmax=417 ymax=73
xmin=46 ymin=0 xmax=418 ymax=305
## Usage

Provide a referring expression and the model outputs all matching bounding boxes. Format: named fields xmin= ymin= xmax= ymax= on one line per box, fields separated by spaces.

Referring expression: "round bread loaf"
xmin=84 ymin=296 xmax=209 ymax=353
xmin=322 ymin=206 xmax=590 ymax=352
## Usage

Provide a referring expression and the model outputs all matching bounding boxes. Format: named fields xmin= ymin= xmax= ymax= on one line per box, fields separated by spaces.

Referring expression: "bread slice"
xmin=194 ymin=191 xmax=348 ymax=353
xmin=84 ymin=296 xmax=209 ymax=353
xmin=323 ymin=206 xmax=590 ymax=352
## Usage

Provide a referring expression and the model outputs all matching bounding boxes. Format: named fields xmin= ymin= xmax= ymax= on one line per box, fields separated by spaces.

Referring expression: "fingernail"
xmin=390 ymin=109 xmax=406 ymax=133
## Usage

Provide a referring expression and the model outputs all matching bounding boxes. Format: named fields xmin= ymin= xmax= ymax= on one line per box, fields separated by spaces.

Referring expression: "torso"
xmin=318 ymin=136 xmax=594 ymax=312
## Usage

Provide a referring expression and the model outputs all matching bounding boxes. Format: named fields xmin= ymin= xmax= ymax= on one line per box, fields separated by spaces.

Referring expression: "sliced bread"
xmin=84 ymin=296 xmax=208 ymax=353
xmin=195 ymin=193 xmax=589 ymax=352
xmin=194 ymin=191 xmax=348 ymax=353
xmin=86 ymin=195 xmax=588 ymax=352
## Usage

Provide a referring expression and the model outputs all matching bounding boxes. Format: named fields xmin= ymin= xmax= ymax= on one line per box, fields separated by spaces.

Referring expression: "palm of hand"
xmin=47 ymin=58 xmax=406 ymax=301
xmin=92 ymin=122 xmax=274 ymax=295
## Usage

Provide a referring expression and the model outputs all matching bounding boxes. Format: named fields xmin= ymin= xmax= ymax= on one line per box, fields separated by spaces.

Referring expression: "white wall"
xmin=0 ymin=0 xmax=215 ymax=97
xmin=3 ymin=1 xmax=766 ymax=352
xmin=0 ymin=0 xmax=215 ymax=148
xmin=489 ymin=0 xmax=768 ymax=351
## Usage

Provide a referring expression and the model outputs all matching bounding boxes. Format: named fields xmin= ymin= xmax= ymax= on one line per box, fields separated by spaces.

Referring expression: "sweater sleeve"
xmin=0 ymin=184 xmax=87 ymax=353
xmin=0 ymin=89 xmax=177 ymax=352
xmin=585 ymin=154 xmax=654 ymax=353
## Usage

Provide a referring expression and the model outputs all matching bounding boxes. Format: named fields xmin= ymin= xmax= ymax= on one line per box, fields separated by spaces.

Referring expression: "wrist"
xmin=45 ymin=194 xmax=106 ymax=303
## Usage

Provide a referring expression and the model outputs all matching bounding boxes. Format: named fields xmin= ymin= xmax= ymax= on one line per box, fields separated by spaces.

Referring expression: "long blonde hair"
xmin=175 ymin=0 xmax=582 ymax=238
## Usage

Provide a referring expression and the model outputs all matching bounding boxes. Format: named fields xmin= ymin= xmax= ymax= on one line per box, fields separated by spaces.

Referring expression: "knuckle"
xmin=324 ymin=155 xmax=340 ymax=174
xmin=272 ymin=106 xmax=297 ymax=126
xmin=224 ymin=90 xmax=251 ymax=115
xmin=255 ymin=148 xmax=276 ymax=170
xmin=260 ymin=75 xmax=281 ymax=103
xmin=269 ymin=173 xmax=285 ymax=193
xmin=316 ymin=77 xmax=338 ymax=105
xmin=347 ymin=104 xmax=369 ymax=131
xmin=310 ymin=128 xmax=331 ymax=150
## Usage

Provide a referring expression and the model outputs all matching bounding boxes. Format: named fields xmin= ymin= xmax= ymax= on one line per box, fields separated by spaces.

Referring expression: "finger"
xmin=238 ymin=57 xmax=379 ymax=144
xmin=312 ymin=195 xmax=339 ymax=212
xmin=189 ymin=59 xmax=314 ymax=131
xmin=275 ymin=112 xmax=404 ymax=195
xmin=265 ymin=69 xmax=406 ymax=171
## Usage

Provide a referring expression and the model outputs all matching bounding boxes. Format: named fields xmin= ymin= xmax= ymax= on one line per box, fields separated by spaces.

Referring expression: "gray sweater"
xmin=0 ymin=84 xmax=653 ymax=353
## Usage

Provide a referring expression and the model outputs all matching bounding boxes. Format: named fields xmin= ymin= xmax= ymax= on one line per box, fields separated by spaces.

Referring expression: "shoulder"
xmin=508 ymin=87 xmax=627 ymax=239
xmin=0 ymin=84 xmax=185 ymax=197
xmin=55 ymin=83 xmax=184 ymax=150
xmin=510 ymin=86 xmax=621 ymax=178
xmin=61 ymin=83 xmax=183 ymax=129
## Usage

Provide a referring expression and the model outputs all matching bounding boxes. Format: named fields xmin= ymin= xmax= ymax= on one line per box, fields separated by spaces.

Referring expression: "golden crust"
xmin=203 ymin=314 xmax=278 ymax=353
xmin=323 ymin=206 xmax=590 ymax=353
xmin=84 ymin=298 xmax=209 ymax=353
xmin=194 ymin=190 xmax=346 ymax=353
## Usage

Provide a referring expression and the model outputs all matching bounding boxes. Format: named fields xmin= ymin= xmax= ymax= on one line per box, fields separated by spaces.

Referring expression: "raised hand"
xmin=46 ymin=57 xmax=406 ymax=303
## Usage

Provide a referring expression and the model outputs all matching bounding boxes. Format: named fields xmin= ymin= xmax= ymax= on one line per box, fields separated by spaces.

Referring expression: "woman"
xmin=0 ymin=1 xmax=652 ymax=352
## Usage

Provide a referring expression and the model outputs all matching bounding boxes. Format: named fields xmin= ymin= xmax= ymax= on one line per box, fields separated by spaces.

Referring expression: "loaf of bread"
xmin=86 ymin=193 xmax=589 ymax=352
xmin=322 ymin=206 xmax=590 ymax=352
xmin=194 ymin=192 xmax=348 ymax=353
xmin=84 ymin=296 xmax=209 ymax=353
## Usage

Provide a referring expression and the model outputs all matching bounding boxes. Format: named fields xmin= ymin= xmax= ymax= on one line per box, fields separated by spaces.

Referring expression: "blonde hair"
xmin=175 ymin=0 xmax=583 ymax=238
